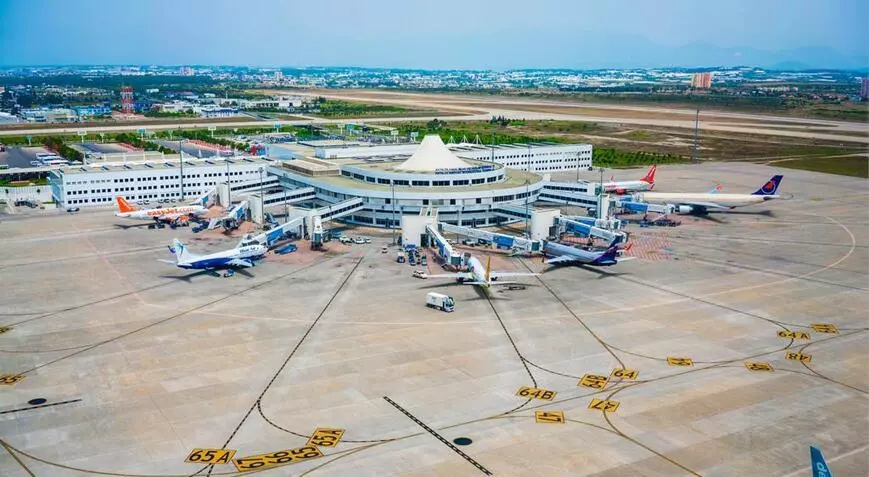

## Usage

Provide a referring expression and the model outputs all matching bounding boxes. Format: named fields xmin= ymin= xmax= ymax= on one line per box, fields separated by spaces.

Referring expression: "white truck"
xmin=426 ymin=292 xmax=454 ymax=312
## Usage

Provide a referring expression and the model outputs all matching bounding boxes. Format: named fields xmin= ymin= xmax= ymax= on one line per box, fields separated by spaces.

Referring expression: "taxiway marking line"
xmin=383 ymin=396 xmax=492 ymax=476
xmin=0 ymin=398 xmax=82 ymax=415
xmin=0 ymin=439 xmax=36 ymax=477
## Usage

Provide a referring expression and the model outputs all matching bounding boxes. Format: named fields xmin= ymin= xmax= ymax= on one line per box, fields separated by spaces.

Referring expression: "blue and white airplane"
xmin=163 ymin=238 xmax=267 ymax=272
xmin=810 ymin=446 xmax=833 ymax=477
xmin=542 ymin=239 xmax=630 ymax=266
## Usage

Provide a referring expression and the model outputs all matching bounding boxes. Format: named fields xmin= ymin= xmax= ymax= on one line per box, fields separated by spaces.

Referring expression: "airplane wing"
xmin=544 ymin=255 xmax=579 ymax=265
xmin=227 ymin=258 xmax=255 ymax=268
xmin=675 ymin=201 xmax=730 ymax=210
xmin=156 ymin=259 xmax=177 ymax=265
xmin=426 ymin=272 xmax=473 ymax=280
xmin=490 ymin=272 xmax=538 ymax=278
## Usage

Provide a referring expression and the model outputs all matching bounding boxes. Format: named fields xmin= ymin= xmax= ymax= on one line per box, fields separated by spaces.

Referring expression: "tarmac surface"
xmin=0 ymin=162 xmax=867 ymax=477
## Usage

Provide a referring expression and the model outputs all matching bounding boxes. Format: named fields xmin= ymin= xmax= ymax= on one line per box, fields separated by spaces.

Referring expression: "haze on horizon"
xmin=0 ymin=0 xmax=866 ymax=70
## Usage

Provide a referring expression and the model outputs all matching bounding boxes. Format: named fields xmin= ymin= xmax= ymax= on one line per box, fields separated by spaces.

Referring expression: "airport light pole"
xmin=527 ymin=144 xmax=531 ymax=173
xmin=259 ymin=166 xmax=264 ymax=225
xmin=524 ymin=179 xmax=530 ymax=238
xmin=226 ymin=154 xmax=232 ymax=207
xmin=576 ymin=150 xmax=581 ymax=182
xmin=178 ymin=138 xmax=186 ymax=200
xmin=391 ymin=181 xmax=396 ymax=245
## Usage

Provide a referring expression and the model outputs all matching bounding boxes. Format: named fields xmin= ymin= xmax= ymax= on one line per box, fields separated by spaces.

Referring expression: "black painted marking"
xmin=0 ymin=398 xmax=81 ymax=415
xmin=383 ymin=396 xmax=492 ymax=475
xmin=27 ymin=398 xmax=47 ymax=406
xmin=453 ymin=437 xmax=473 ymax=446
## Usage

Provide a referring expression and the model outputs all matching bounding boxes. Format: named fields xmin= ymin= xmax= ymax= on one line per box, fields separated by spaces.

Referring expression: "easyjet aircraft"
xmin=114 ymin=196 xmax=207 ymax=223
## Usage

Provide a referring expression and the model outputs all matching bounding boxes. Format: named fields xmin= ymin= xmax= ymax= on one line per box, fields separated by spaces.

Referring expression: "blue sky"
xmin=0 ymin=0 xmax=866 ymax=69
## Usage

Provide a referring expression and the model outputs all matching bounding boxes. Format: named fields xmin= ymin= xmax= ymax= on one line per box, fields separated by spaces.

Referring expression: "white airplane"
xmin=632 ymin=175 xmax=783 ymax=215
xmin=115 ymin=196 xmax=207 ymax=223
xmin=425 ymin=254 xmax=537 ymax=288
xmin=599 ymin=165 xmax=657 ymax=194
xmin=162 ymin=238 xmax=267 ymax=273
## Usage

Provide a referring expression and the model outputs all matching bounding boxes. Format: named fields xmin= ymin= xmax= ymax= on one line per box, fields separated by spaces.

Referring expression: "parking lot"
xmin=1 ymin=146 xmax=54 ymax=168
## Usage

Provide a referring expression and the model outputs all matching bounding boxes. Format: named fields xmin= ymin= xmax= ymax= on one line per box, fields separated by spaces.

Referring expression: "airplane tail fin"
xmin=810 ymin=446 xmax=832 ymax=477
xmin=641 ymin=165 xmax=657 ymax=184
xmin=116 ymin=196 xmax=136 ymax=213
xmin=485 ymin=256 xmax=492 ymax=284
xmin=752 ymin=175 xmax=783 ymax=196
xmin=600 ymin=238 xmax=621 ymax=261
xmin=168 ymin=238 xmax=192 ymax=263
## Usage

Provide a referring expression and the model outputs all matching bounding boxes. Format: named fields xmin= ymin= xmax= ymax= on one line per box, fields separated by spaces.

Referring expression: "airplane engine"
xmin=676 ymin=205 xmax=694 ymax=214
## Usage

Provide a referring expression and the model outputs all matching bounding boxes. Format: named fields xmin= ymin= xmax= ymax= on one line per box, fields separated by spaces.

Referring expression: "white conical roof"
xmin=395 ymin=135 xmax=470 ymax=171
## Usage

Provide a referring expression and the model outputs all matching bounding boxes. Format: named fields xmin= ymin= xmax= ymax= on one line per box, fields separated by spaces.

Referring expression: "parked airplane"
xmin=426 ymin=254 xmax=537 ymax=288
xmin=115 ymin=197 xmax=207 ymax=223
xmin=542 ymin=239 xmax=631 ymax=266
xmin=810 ymin=446 xmax=832 ymax=477
xmin=600 ymin=165 xmax=657 ymax=194
xmin=632 ymin=175 xmax=783 ymax=215
xmin=163 ymin=238 xmax=267 ymax=272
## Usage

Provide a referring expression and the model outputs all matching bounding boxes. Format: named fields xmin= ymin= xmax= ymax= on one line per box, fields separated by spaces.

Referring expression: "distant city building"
xmin=199 ymin=106 xmax=238 ymax=118
xmin=155 ymin=101 xmax=196 ymax=113
xmin=179 ymin=66 xmax=194 ymax=76
xmin=274 ymin=71 xmax=283 ymax=81
xmin=861 ymin=78 xmax=869 ymax=100
xmin=20 ymin=108 xmax=76 ymax=123
xmin=72 ymin=105 xmax=112 ymax=118
xmin=690 ymin=72 xmax=713 ymax=89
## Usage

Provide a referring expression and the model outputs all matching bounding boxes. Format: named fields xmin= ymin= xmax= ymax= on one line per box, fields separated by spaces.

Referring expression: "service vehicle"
xmin=353 ymin=237 xmax=365 ymax=244
xmin=426 ymin=292 xmax=454 ymax=312
xmin=412 ymin=270 xmax=428 ymax=279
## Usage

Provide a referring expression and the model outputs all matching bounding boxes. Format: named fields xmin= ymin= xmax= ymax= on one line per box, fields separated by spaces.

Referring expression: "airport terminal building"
xmin=269 ymin=135 xmax=556 ymax=227
xmin=49 ymin=157 xmax=271 ymax=207
xmin=313 ymin=140 xmax=592 ymax=173
xmin=47 ymin=136 xmax=598 ymax=228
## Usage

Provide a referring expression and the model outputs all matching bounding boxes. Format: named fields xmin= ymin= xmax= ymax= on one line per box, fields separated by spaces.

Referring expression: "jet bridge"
xmin=245 ymin=216 xmax=306 ymax=248
xmin=207 ymin=200 xmax=249 ymax=230
xmin=439 ymin=222 xmax=541 ymax=253
xmin=284 ymin=197 xmax=366 ymax=237
xmin=557 ymin=216 xmax=627 ymax=244
xmin=424 ymin=223 xmax=463 ymax=267
xmin=616 ymin=200 xmax=675 ymax=215
xmin=249 ymin=187 xmax=317 ymax=224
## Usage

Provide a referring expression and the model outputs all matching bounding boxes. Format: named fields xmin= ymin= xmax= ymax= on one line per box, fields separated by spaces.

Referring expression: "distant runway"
xmin=2 ymin=90 xmax=867 ymax=144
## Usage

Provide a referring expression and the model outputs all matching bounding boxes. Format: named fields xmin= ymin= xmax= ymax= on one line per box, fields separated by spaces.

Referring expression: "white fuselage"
xmin=117 ymin=205 xmax=207 ymax=221
xmin=635 ymin=192 xmax=776 ymax=209
xmin=467 ymin=257 xmax=488 ymax=283
xmin=178 ymin=244 xmax=267 ymax=269
xmin=603 ymin=180 xmax=653 ymax=193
